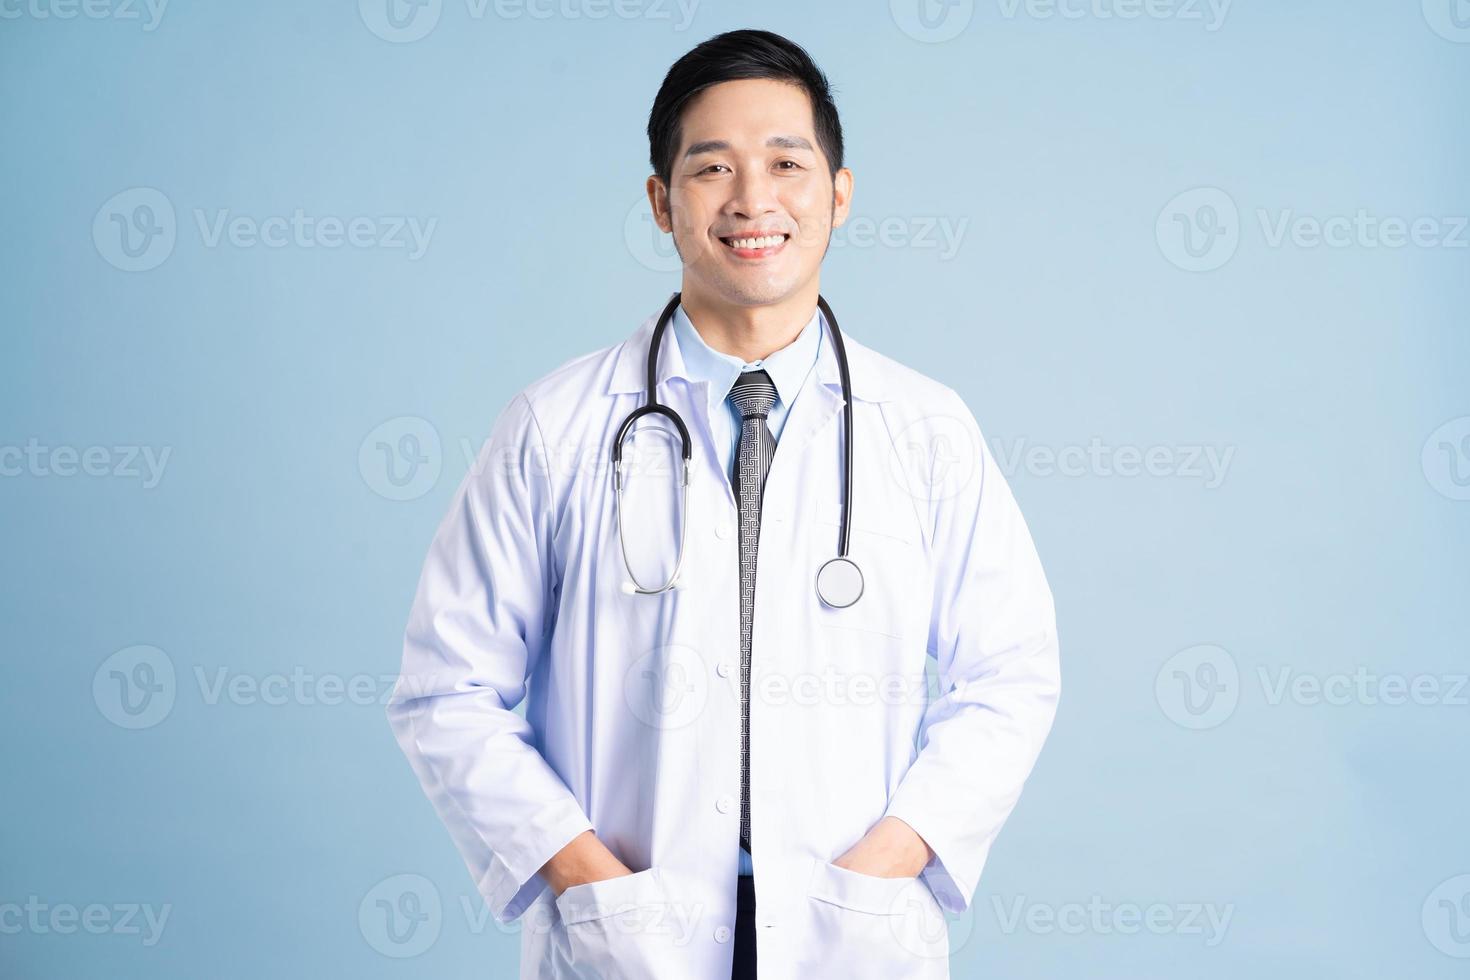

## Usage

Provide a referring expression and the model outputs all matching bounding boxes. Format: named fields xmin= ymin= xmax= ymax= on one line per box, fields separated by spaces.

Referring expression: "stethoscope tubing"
xmin=612 ymin=291 xmax=855 ymax=593
xmin=815 ymin=294 xmax=854 ymax=559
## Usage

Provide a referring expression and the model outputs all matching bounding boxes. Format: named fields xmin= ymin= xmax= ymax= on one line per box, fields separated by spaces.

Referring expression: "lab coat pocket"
xmin=809 ymin=515 xmax=927 ymax=644
xmin=800 ymin=858 xmax=950 ymax=978
xmin=554 ymin=868 xmax=683 ymax=980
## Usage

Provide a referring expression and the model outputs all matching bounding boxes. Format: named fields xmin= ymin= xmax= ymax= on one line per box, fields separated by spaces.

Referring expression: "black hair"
xmin=646 ymin=29 xmax=844 ymax=186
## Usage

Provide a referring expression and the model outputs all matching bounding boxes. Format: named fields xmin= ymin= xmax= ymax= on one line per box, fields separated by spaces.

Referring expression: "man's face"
xmin=649 ymin=77 xmax=853 ymax=308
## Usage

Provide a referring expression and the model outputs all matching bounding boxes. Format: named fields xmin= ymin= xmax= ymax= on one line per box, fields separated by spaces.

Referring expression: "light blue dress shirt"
xmin=671 ymin=303 xmax=825 ymax=485
xmin=670 ymin=302 xmax=823 ymax=875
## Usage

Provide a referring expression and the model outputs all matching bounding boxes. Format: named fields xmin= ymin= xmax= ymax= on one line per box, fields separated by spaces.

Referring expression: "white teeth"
xmin=727 ymin=235 xmax=785 ymax=250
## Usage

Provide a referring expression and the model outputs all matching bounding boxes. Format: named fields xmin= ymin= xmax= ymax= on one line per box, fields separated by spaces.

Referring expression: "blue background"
xmin=2 ymin=0 xmax=1468 ymax=976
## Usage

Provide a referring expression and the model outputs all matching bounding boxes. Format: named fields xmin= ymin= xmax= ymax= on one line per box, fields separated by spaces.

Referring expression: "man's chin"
xmin=687 ymin=272 xmax=807 ymax=309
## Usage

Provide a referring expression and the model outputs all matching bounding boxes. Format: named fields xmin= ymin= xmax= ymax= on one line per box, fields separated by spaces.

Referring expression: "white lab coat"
xmin=386 ymin=299 xmax=1061 ymax=979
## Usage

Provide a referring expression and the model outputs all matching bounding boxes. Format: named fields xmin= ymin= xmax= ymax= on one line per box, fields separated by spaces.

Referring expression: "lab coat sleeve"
xmin=385 ymin=391 xmax=594 ymax=924
xmin=881 ymin=393 xmax=1061 ymax=915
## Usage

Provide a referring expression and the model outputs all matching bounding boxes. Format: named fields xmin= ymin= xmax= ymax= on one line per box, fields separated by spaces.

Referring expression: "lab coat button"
xmin=714 ymin=925 xmax=732 ymax=943
xmin=715 ymin=794 xmax=733 ymax=813
xmin=716 ymin=662 xmax=731 ymax=677
xmin=715 ymin=522 xmax=733 ymax=540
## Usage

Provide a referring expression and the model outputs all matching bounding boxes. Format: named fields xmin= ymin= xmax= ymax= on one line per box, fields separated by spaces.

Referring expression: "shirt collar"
xmin=670 ymin=303 xmax=823 ymax=416
xmin=605 ymin=294 xmax=893 ymax=403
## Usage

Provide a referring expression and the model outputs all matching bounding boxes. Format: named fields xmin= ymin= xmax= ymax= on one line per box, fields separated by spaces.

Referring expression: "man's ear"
xmin=646 ymin=175 xmax=673 ymax=234
xmin=831 ymin=167 xmax=854 ymax=231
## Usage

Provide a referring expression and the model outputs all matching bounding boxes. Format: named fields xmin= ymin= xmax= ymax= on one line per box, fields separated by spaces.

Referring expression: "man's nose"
xmin=725 ymin=168 xmax=780 ymax=219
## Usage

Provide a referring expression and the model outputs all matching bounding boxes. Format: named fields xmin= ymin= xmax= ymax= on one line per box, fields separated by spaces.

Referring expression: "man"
xmin=386 ymin=29 xmax=1060 ymax=980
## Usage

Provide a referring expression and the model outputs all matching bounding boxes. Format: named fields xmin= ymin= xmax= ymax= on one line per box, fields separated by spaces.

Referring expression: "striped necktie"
xmin=726 ymin=369 xmax=778 ymax=858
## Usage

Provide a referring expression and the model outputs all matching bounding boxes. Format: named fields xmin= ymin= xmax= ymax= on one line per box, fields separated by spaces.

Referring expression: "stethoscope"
xmin=611 ymin=292 xmax=865 ymax=609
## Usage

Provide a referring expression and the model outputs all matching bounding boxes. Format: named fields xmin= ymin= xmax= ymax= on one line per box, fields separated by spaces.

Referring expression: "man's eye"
xmin=775 ymin=160 xmax=800 ymax=170
xmin=701 ymin=164 xmax=729 ymax=174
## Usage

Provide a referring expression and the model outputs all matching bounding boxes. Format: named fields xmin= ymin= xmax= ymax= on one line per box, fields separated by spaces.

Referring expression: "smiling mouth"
xmin=718 ymin=232 xmax=790 ymax=257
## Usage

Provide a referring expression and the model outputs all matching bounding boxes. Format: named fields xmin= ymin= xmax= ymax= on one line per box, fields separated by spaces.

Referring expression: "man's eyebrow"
xmin=683 ymin=135 xmax=815 ymax=158
xmin=768 ymin=135 xmax=814 ymax=151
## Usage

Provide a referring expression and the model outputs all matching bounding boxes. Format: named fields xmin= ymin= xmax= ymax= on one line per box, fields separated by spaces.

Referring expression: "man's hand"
xmin=831 ymin=816 xmax=935 ymax=878
xmin=539 ymin=830 xmax=634 ymax=896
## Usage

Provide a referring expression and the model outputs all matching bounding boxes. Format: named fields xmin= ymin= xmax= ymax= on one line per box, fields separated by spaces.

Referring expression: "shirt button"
xmin=714 ymin=925 xmax=732 ymax=943
xmin=715 ymin=522 xmax=733 ymax=540
xmin=716 ymin=795 xmax=733 ymax=813
xmin=716 ymin=662 xmax=731 ymax=678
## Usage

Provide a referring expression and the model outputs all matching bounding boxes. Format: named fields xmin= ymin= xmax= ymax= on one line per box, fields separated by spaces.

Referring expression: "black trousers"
xmin=731 ymin=874 xmax=756 ymax=980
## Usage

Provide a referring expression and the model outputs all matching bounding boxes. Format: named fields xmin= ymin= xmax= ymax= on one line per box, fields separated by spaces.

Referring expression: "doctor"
xmin=386 ymin=28 xmax=1060 ymax=980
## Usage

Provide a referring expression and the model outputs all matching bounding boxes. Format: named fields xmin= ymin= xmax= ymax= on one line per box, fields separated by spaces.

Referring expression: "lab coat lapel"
xmin=761 ymin=337 xmax=844 ymax=522
xmin=610 ymin=303 xmax=738 ymax=519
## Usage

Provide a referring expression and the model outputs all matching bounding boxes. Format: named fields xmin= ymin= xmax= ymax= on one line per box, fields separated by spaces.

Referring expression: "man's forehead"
xmin=680 ymin=88 xmax=815 ymax=145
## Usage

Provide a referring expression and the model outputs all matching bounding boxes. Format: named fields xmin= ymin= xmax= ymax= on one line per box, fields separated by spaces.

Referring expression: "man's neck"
xmin=678 ymin=284 xmax=820 ymax=363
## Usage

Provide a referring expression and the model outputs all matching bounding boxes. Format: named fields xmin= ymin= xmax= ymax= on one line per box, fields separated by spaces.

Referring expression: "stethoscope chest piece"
xmin=815 ymin=556 xmax=864 ymax=609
